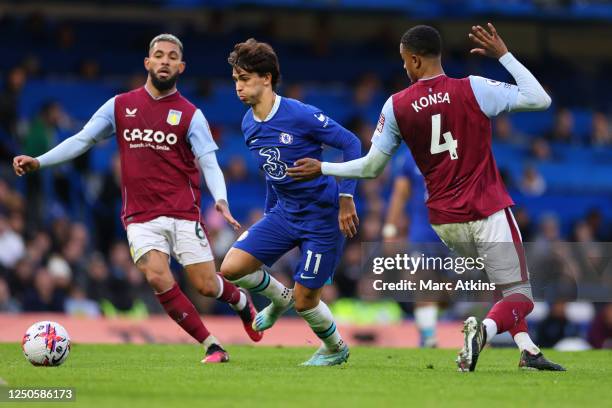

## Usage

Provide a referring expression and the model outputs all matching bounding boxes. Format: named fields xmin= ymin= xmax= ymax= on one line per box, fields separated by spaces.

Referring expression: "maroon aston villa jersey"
xmin=384 ymin=75 xmax=513 ymax=224
xmin=114 ymin=87 xmax=200 ymax=227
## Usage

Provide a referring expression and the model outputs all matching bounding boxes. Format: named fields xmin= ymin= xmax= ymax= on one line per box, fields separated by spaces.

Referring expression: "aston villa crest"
xmin=167 ymin=109 xmax=182 ymax=126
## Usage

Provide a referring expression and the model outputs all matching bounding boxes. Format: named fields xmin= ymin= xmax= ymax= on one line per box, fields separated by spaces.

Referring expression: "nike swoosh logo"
xmin=51 ymin=347 xmax=69 ymax=365
xmin=250 ymin=138 xmax=258 ymax=144
xmin=300 ymin=274 xmax=316 ymax=280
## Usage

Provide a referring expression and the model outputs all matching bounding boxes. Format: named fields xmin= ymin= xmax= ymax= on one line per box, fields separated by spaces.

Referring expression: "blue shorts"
xmin=233 ymin=210 xmax=345 ymax=289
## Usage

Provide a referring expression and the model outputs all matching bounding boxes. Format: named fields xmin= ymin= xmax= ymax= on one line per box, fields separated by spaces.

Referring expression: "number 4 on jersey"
xmin=430 ymin=113 xmax=458 ymax=160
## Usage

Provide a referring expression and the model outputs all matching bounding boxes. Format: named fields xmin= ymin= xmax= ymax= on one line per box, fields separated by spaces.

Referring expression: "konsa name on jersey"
xmin=123 ymin=128 xmax=178 ymax=149
xmin=411 ymin=92 xmax=451 ymax=112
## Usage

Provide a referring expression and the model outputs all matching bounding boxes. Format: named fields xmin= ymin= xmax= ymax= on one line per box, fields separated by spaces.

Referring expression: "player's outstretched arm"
xmin=13 ymin=119 xmax=112 ymax=176
xmin=289 ymin=144 xmax=391 ymax=180
xmin=12 ymin=97 xmax=116 ymax=176
xmin=469 ymin=23 xmax=551 ymax=112
xmin=188 ymin=109 xmax=241 ymax=230
xmin=197 ymin=151 xmax=241 ymax=230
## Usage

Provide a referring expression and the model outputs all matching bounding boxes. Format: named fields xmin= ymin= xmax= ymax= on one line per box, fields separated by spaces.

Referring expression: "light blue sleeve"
xmin=187 ymin=109 xmax=218 ymax=158
xmin=36 ymin=97 xmax=115 ymax=168
xmin=88 ymin=96 xmax=116 ymax=138
xmin=371 ymin=96 xmax=402 ymax=156
xmin=197 ymin=151 xmax=228 ymax=204
xmin=468 ymin=75 xmax=519 ymax=118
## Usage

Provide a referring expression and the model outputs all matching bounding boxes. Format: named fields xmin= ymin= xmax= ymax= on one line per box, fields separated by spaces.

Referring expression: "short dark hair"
xmin=228 ymin=38 xmax=281 ymax=89
xmin=400 ymin=25 xmax=442 ymax=57
xmin=149 ymin=33 xmax=183 ymax=56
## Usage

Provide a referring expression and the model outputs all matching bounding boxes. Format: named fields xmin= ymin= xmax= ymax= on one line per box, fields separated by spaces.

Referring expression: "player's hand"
xmin=468 ymin=23 xmax=508 ymax=59
xmin=12 ymin=155 xmax=40 ymax=176
xmin=287 ymin=158 xmax=322 ymax=181
xmin=215 ymin=199 xmax=241 ymax=230
xmin=339 ymin=196 xmax=359 ymax=238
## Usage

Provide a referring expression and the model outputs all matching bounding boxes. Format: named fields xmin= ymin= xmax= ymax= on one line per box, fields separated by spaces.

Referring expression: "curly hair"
xmin=401 ymin=25 xmax=442 ymax=57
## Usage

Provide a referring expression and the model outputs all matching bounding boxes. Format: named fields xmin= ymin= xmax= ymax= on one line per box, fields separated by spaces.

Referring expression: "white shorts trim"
xmin=126 ymin=216 xmax=214 ymax=266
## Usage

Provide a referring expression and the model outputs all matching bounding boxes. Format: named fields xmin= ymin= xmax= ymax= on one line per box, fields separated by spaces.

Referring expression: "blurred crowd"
xmin=0 ymin=12 xmax=611 ymax=350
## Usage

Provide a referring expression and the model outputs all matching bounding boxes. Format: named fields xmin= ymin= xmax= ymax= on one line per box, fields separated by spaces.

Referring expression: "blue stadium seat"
xmin=20 ymin=80 xmax=119 ymax=121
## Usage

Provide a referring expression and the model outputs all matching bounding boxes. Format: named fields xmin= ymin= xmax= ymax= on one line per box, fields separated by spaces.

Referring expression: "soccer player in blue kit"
xmin=220 ymin=39 xmax=362 ymax=366
xmin=384 ymin=151 xmax=442 ymax=348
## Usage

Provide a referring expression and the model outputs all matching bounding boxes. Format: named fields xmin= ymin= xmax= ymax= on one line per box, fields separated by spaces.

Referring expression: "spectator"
xmin=24 ymin=230 xmax=52 ymax=267
xmin=225 ymin=155 xmax=249 ymax=182
xmin=519 ymin=166 xmax=546 ymax=196
xmin=0 ymin=277 xmax=20 ymax=313
xmin=536 ymin=301 xmax=581 ymax=348
xmin=85 ymin=253 xmax=113 ymax=303
xmin=23 ymin=101 xmax=65 ymax=159
xmin=493 ymin=114 xmax=526 ymax=144
xmin=61 ymin=222 xmax=89 ymax=279
xmin=588 ymin=303 xmax=612 ymax=349
xmin=0 ymin=179 xmax=24 ymax=215
xmin=0 ymin=212 xmax=25 ymax=269
xmin=284 ymin=83 xmax=304 ymax=101
xmin=92 ymin=154 xmax=122 ymax=255
xmin=78 ymin=58 xmax=101 ymax=80
xmin=47 ymin=254 xmax=72 ymax=297
xmin=590 ymin=112 xmax=611 ymax=146
xmin=22 ymin=102 xmax=67 ymax=224
xmin=64 ymin=286 xmax=100 ymax=317
xmin=353 ymin=73 xmax=383 ymax=109
xmin=513 ymin=207 xmax=534 ymax=241
xmin=9 ymin=259 xmax=35 ymax=303
xmin=22 ymin=268 xmax=65 ymax=312
xmin=0 ymin=66 xmax=27 ymax=138
xmin=546 ymin=108 xmax=576 ymax=143
xmin=585 ymin=208 xmax=609 ymax=241
xmin=530 ymin=137 xmax=552 ymax=161
xmin=346 ymin=116 xmax=374 ymax=150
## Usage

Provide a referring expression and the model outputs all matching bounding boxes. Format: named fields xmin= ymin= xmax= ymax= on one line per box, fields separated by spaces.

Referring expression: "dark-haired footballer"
xmin=220 ymin=38 xmax=361 ymax=366
xmin=288 ymin=24 xmax=566 ymax=372
xmin=13 ymin=34 xmax=262 ymax=364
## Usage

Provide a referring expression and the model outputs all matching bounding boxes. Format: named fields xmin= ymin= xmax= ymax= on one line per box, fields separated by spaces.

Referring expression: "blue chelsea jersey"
xmin=399 ymin=152 xmax=440 ymax=243
xmin=241 ymin=96 xmax=361 ymax=221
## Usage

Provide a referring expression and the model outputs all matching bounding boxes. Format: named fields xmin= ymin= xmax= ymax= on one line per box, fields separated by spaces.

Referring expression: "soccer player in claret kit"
xmin=220 ymin=39 xmax=362 ymax=366
xmin=12 ymin=34 xmax=263 ymax=364
xmin=289 ymin=24 xmax=566 ymax=371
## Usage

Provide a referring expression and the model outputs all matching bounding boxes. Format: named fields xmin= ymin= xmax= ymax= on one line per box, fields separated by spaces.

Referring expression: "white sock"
xmin=202 ymin=335 xmax=219 ymax=350
xmin=232 ymin=269 xmax=292 ymax=306
xmin=232 ymin=292 xmax=247 ymax=311
xmin=216 ymin=275 xmax=247 ymax=311
xmin=482 ymin=318 xmax=497 ymax=344
xmin=415 ymin=305 xmax=438 ymax=332
xmin=514 ymin=332 xmax=541 ymax=355
xmin=298 ymin=301 xmax=345 ymax=353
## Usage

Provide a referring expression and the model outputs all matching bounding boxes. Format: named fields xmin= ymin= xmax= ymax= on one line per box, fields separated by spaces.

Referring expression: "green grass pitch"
xmin=1 ymin=343 xmax=610 ymax=407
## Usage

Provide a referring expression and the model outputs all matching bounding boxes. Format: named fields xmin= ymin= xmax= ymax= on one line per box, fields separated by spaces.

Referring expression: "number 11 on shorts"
xmin=304 ymin=250 xmax=322 ymax=275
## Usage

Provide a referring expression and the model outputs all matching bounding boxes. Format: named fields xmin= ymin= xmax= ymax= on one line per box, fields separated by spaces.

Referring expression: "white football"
xmin=22 ymin=321 xmax=71 ymax=366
